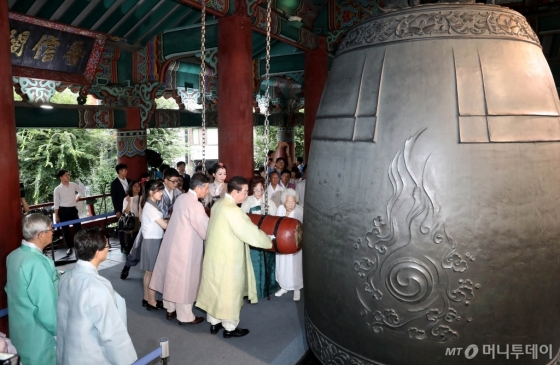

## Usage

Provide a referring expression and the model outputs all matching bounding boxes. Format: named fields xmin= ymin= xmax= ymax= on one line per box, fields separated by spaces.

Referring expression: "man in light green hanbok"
xmin=5 ymin=213 xmax=59 ymax=365
xmin=196 ymin=176 xmax=273 ymax=338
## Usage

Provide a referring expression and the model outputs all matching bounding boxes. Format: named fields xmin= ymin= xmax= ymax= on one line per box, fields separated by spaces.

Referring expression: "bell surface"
xmin=304 ymin=3 xmax=560 ymax=365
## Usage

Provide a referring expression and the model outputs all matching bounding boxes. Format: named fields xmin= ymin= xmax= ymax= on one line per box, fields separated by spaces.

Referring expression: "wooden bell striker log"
xmin=248 ymin=214 xmax=302 ymax=254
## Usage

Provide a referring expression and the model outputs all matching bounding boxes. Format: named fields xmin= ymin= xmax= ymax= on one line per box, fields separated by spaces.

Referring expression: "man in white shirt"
xmin=159 ymin=167 xmax=182 ymax=219
xmin=53 ymin=169 xmax=82 ymax=256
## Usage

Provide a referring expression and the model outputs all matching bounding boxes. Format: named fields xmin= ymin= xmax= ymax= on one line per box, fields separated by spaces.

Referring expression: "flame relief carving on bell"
xmin=353 ymin=128 xmax=480 ymax=343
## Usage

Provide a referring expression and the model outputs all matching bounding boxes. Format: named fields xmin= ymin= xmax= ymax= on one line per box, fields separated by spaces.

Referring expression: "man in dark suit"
xmin=110 ymin=163 xmax=131 ymax=252
xmin=176 ymin=161 xmax=191 ymax=191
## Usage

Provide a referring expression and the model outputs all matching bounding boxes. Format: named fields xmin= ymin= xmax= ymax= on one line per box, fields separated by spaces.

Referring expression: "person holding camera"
xmin=54 ymin=169 xmax=82 ymax=256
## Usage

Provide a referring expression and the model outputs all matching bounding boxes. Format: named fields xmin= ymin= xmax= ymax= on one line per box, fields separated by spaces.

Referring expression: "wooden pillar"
xmin=304 ymin=36 xmax=328 ymax=163
xmin=117 ymin=107 xmax=147 ymax=181
xmin=218 ymin=15 xmax=253 ymax=178
xmin=0 ymin=1 xmax=23 ymax=334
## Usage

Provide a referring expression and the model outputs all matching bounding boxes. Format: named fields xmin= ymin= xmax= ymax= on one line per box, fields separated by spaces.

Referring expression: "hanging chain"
xmin=200 ymin=0 xmax=207 ymax=173
xmin=263 ymin=0 xmax=272 ymax=215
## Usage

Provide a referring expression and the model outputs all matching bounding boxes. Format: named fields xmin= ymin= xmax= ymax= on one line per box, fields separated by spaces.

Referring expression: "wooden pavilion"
xmin=0 ymin=0 xmax=559 ymax=338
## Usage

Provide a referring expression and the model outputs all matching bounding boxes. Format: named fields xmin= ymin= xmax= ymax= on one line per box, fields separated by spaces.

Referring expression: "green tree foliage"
xmin=155 ymin=96 xmax=179 ymax=110
xmin=50 ymin=88 xmax=79 ymax=104
xmin=17 ymin=93 xmax=187 ymax=206
xmin=18 ymin=128 xmax=99 ymax=204
xmin=150 ymin=96 xmax=186 ymax=165
xmin=147 ymin=128 xmax=187 ymax=164
xmin=253 ymin=126 xmax=305 ymax=168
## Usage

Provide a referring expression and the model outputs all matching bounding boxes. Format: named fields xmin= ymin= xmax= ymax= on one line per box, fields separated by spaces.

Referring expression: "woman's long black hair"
xmin=141 ymin=180 xmax=164 ymax=208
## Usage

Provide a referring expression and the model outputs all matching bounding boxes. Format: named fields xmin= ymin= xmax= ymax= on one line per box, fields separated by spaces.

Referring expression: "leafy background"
xmin=17 ymin=89 xmax=305 ymax=208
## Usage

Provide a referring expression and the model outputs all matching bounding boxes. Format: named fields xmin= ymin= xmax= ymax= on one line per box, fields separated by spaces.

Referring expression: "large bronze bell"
xmin=304 ymin=3 xmax=560 ymax=364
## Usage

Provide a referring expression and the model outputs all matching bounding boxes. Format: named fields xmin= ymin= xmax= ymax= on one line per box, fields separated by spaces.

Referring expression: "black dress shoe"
xmin=210 ymin=323 xmax=223 ymax=334
xmin=223 ymin=328 xmax=249 ymax=338
xmin=178 ymin=316 xmax=204 ymax=325
xmin=146 ymin=303 xmax=159 ymax=310
xmin=166 ymin=311 xmax=176 ymax=320
xmin=120 ymin=266 xmax=130 ymax=280
xmin=144 ymin=300 xmax=164 ymax=310
xmin=66 ymin=248 xmax=73 ymax=256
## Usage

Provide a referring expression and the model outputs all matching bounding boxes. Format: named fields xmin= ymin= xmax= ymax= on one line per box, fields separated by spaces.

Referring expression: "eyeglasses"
xmin=253 ymin=189 xmax=264 ymax=193
xmin=167 ymin=179 xmax=179 ymax=184
xmin=40 ymin=228 xmax=55 ymax=234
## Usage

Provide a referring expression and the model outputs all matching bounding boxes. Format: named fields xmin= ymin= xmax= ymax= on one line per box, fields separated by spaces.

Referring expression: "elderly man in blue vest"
xmin=5 ymin=213 xmax=59 ymax=365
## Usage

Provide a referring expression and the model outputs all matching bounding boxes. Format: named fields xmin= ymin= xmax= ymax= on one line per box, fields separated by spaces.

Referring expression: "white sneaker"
xmin=293 ymin=290 xmax=301 ymax=301
xmin=275 ymin=289 xmax=288 ymax=297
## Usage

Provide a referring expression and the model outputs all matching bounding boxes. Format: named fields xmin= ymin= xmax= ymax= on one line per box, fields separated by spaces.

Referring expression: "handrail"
xmin=52 ymin=212 xmax=115 ymax=228
xmin=28 ymin=193 xmax=111 ymax=210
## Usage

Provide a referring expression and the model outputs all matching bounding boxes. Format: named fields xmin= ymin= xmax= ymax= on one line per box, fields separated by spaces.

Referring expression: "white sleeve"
xmin=276 ymin=205 xmax=286 ymax=217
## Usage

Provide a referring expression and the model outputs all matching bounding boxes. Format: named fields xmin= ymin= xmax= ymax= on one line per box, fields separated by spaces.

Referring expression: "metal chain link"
xmin=263 ymin=0 xmax=272 ymax=215
xmin=200 ymin=0 xmax=207 ymax=173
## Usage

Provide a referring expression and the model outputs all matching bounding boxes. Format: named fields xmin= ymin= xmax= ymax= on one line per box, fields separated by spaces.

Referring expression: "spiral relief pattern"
xmin=385 ymin=258 xmax=433 ymax=304
xmin=355 ymin=128 xmax=479 ymax=342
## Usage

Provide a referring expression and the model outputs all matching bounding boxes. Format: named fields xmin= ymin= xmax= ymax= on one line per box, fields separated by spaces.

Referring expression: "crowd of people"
xmin=5 ymin=142 xmax=307 ymax=365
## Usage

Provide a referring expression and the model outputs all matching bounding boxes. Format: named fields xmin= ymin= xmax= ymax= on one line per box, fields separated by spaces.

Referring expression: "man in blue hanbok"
xmin=57 ymin=227 xmax=137 ymax=365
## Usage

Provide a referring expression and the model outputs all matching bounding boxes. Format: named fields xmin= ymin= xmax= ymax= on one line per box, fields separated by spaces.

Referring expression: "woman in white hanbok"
xmin=274 ymin=188 xmax=304 ymax=301
xmin=267 ymin=171 xmax=284 ymax=208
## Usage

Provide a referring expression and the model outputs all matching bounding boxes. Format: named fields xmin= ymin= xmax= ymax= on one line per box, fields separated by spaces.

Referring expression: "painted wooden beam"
xmin=14 ymin=103 xmax=127 ymax=128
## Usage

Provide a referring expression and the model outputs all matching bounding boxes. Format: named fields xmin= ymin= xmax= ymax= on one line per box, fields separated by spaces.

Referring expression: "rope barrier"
xmin=52 ymin=212 xmax=115 ymax=228
xmin=131 ymin=347 xmax=162 ymax=365
xmin=131 ymin=337 xmax=169 ymax=365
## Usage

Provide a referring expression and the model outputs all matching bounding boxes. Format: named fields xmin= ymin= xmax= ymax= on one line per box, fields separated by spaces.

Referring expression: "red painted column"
xmin=0 ymin=1 xmax=23 ymax=334
xmin=218 ymin=15 xmax=253 ymax=179
xmin=304 ymin=36 xmax=328 ymax=162
xmin=117 ymin=107 xmax=147 ymax=181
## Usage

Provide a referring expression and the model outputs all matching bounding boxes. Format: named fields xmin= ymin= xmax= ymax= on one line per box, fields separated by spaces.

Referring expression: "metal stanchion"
xmin=131 ymin=338 xmax=169 ymax=365
xmin=160 ymin=337 xmax=169 ymax=365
